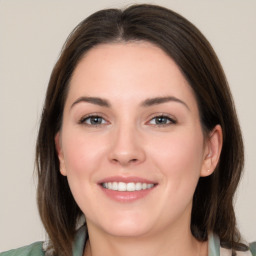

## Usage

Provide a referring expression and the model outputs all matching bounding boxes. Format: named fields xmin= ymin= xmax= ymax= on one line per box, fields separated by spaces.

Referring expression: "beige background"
xmin=0 ymin=0 xmax=255 ymax=252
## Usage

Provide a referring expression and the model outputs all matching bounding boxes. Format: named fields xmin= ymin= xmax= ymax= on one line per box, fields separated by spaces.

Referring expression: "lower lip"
xmin=99 ymin=186 xmax=156 ymax=202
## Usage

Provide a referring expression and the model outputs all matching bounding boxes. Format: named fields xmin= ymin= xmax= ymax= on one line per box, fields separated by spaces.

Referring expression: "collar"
xmin=72 ymin=226 xmax=221 ymax=256
xmin=208 ymin=232 xmax=220 ymax=256
xmin=72 ymin=225 xmax=87 ymax=256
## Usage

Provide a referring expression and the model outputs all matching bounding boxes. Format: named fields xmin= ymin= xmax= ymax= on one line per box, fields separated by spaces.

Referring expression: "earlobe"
xmin=55 ymin=132 xmax=67 ymax=176
xmin=201 ymin=125 xmax=223 ymax=177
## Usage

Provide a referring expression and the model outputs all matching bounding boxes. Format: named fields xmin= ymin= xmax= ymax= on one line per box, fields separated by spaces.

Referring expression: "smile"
xmin=101 ymin=182 xmax=155 ymax=191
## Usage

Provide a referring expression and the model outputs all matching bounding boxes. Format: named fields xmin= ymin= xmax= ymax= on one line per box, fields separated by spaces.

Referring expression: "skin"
xmin=55 ymin=42 xmax=222 ymax=256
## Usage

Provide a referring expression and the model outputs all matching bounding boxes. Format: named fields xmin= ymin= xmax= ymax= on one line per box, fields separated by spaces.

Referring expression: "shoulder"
xmin=220 ymin=241 xmax=256 ymax=256
xmin=0 ymin=242 xmax=44 ymax=256
xmin=220 ymin=242 xmax=256 ymax=256
xmin=250 ymin=242 xmax=256 ymax=256
xmin=209 ymin=233 xmax=256 ymax=256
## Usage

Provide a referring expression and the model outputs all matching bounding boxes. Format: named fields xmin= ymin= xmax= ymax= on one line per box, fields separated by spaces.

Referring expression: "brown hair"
xmin=36 ymin=4 xmax=245 ymax=255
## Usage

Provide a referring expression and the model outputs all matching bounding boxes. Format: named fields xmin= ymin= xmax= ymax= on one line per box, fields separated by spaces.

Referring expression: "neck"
xmin=84 ymin=220 xmax=203 ymax=256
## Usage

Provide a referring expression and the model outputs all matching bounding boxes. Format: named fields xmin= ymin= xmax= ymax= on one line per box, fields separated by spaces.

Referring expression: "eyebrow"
xmin=70 ymin=96 xmax=189 ymax=110
xmin=141 ymin=96 xmax=190 ymax=110
xmin=71 ymin=96 xmax=111 ymax=109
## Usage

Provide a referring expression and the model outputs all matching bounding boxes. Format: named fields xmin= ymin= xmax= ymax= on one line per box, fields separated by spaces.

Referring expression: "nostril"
xmin=111 ymin=157 xmax=139 ymax=166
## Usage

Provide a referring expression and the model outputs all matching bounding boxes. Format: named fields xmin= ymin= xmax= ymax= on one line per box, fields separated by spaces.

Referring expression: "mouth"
xmin=101 ymin=182 xmax=156 ymax=191
xmin=98 ymin=176 xmax=158 ymax=202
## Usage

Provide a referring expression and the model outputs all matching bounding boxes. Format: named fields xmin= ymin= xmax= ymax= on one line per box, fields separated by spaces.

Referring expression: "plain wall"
xmin=0 ymin=0 xmax=255 ymax=252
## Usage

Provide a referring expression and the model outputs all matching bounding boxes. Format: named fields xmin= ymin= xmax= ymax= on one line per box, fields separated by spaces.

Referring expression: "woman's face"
xmin=56 ymin=42 xmax=219 ymax=238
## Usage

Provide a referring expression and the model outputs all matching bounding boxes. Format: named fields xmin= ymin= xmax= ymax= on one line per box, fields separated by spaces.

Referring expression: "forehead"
xmin=66 ymin=41 xmax=197 ymax=110
xmin=70 ymin=41 xmax=186 ymax=85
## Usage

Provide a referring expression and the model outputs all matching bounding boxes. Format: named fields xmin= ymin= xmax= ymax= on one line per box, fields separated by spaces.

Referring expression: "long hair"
xmin=36 ymin=4 xmax=244 ymax=255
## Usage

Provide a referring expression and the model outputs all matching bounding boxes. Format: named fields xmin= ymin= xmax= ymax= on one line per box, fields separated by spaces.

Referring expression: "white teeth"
xmin=102 ymin=182 xmax=155 ymax=191
xmin=112 ymin=182 xmax=118 ymax=190
xmin=108 ymin=182 xmax=112 ymax=189
xmin=118 ymin=182 xmax=126 ymax=191
xmin=135 ymin=182 xmax=142 ymax=190
xmin=147 ymin=184 xmax=154 ymax=189
xmin=127 ymin=182 xmax=135 ymax=191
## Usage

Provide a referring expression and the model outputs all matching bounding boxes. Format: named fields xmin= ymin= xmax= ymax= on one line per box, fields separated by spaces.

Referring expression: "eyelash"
xmin=78 ymin=114 xmax=176 ymax=127
xmin=79 ymin=114 xmax=108 ymax=126
xmin=148 ymin=115 xmax=177 ymax=127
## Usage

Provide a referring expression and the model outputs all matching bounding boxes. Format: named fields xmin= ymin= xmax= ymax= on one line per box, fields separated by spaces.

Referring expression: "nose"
xmin=108 ymin=124 xmax=146 ymax=167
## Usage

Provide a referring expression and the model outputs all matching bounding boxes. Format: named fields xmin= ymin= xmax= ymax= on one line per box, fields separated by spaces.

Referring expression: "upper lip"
xmin=98 ymin=176 xmax=157 ymax=184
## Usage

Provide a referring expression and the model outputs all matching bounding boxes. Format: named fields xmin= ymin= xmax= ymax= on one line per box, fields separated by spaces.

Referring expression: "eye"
xmin=148 ymin=115 xmax=176 ymax=126
xmin=79 ymin=115 xmax=108 ymax=126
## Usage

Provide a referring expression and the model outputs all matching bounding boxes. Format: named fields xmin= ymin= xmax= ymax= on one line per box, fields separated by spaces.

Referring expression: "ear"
xmin=55 ymin=132 xmax=67 ymax=176
xmin=200 ymin=125 xmax=223 ymax=177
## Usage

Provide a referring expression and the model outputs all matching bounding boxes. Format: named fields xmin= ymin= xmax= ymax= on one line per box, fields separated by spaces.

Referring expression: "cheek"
xmin=145 ymin=129 xmax=205 ymax=223
xmin=60 ymin=129 xmax=108 ymax=216
xmin=149 ymin=128 xmax=204 ymax=190
xmin=61 ymin=129 xmax=107 ymax=177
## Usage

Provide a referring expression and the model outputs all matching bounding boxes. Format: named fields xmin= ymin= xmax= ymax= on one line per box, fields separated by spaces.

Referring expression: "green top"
xmin=1 ymin=226 xmax=255 ymax=256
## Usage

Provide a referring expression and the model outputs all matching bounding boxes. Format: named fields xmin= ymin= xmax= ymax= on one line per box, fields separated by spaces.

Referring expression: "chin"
xmin=89 ymin=212 xmax=154 ymax=238
xmin=103 ymin=222 xmax=152 ymax=238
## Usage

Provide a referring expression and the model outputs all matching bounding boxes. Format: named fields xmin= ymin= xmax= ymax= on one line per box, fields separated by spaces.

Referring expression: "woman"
xmin=1 ymin=4 xmax=255 ymax=256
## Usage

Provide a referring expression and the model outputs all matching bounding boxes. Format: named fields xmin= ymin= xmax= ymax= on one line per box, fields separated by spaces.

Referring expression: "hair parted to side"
xmin=36 ymin=4 xmax=245 ymax=256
